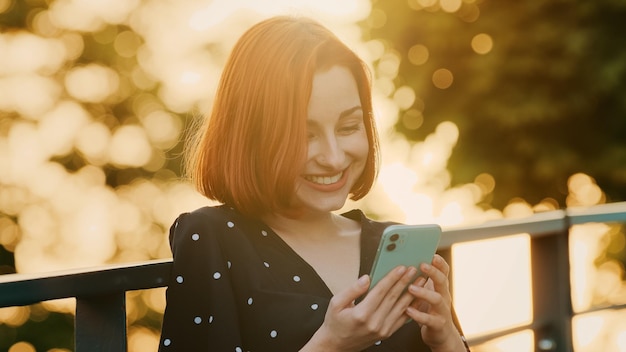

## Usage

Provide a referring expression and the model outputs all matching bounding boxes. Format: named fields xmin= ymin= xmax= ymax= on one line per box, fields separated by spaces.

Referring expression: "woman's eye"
xmin=338 ymin=124 xmax=361 ymax=134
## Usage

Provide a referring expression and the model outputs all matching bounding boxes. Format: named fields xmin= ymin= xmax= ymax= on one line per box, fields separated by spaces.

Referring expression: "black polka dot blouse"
xmin=158 ymin=205 xmax=435 ymax=351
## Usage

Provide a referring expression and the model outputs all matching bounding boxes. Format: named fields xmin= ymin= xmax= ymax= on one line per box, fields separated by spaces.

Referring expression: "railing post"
xmin=75 ymin=293 xmax=127 ymax=352
xmin=530 ymin=224 xmax=573 ymax=352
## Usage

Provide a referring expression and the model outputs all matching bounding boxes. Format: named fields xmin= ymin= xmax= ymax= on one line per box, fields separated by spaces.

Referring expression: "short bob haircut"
xmin=185 ymin=15 xmax=380 ymax=218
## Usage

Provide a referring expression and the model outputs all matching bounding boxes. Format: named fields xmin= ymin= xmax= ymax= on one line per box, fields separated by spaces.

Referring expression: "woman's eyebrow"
xmin=307 ymin=106 xmax=363 ymax=125
xmin=339 ymin=106 xmax=363 ymax=118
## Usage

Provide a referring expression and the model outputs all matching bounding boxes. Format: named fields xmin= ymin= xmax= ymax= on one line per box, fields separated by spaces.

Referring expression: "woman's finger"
xmin=368 ymin=266 xmax=416 ymax=316
xmin=420 ymin=261 xmax=449 ymax=296
xmin=432 ymin=255 xmax=450 ymax=277
xmin=357 ymin=265 xmax=409 ymax=319
xmin=330 ymin=274 xmax=371 ymax=310
xmin=406 ymin=305 xmax=446 ymax=329
xmin=380 ymin=266 xmax=420 ymax=314
xmin=408 ymin=283 xmax=442 ymax=306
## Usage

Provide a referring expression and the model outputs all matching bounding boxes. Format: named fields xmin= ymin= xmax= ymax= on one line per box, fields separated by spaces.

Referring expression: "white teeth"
xmin=306 ymin=172 xmax=342 ymax=185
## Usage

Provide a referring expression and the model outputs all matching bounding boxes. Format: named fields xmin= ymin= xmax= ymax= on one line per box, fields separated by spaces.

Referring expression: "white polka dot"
xmin=191 ymin=233 xmax=200 ymax=241
xmin=194 ymin=317 xmax=202 ymax=324
xmin=227 ymin=221 xmax=234 ymax=228
xmin=261 ymin=230 xmax=268 ymax=237
xmin=263 ymin=262 xmax=270 ymax=268
xmin=311 ymin=304 xmax=319 ymax=310
xmin=208 ymin=316 xmax=213 ymax=323
xmin=375 ymin=340 xmax=382 ymax=345
xmin=247 ymin=297 xmax=253 ymax=305
xmin=176 ymin=276 xmax=183 ymax=284
xmin=293 ymin=275 xmax=301 ymax=282
xmin=270 ymin=330 xmax=278 ymax=338
xmin=213 ymin=272 xmax=221 ymax=279
xmin=163 ymin=339 xmax=171 ymax=346
xmin=235 ymin=347 xmax=242 ymax=352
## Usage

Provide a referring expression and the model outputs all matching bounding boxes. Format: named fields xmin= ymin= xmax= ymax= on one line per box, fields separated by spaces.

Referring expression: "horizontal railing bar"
xmin=567 ymin=202 xmax=626 ymax=225
xmin=0 ymin=259 xmax=172 ymax=308
xmin=465 ymin=322 xmax=537 ymax=346
xmin=440 ymin=202 xmax=626 ymax=248
xmin=466 ymin=301 xmax=626 ymax=347
xmin=575 ymin=302 xmax=626 ymax=316
xmin=440 ymin=210 xmax=567 ymax=248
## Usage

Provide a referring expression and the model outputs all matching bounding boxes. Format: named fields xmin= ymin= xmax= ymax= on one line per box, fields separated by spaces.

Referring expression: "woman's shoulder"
xmin=179 ymin=204 xmax=229 ymax=219
xmin=170 ymin=204 xmax=266 ymax=238
xmin=173 ymin=204 xmax=242 ymax=228
xmin=341 ymin=208 xmax=399 ymax=233
xmin=168 ymin=205 xmax=245 ymax=243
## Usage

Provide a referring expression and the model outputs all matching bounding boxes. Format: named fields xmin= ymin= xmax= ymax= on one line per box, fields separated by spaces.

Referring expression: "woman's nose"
xmin=314 ymin=135 xmax=345 ymax=168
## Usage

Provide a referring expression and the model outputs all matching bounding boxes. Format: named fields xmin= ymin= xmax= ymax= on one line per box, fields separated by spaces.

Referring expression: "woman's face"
xmin=293 ymin=65 xmax=369 ymax=214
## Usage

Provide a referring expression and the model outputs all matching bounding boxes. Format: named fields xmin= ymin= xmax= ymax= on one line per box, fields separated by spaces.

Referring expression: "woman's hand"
xmin=406 ymin=254 xmax=466 ymax=352
xmin=301 ymin=265 xmax=418 ymax=352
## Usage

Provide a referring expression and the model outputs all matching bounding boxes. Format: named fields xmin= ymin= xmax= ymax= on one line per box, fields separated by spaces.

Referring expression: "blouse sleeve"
xmin=158 ymin=210 xmax=244 ymax=351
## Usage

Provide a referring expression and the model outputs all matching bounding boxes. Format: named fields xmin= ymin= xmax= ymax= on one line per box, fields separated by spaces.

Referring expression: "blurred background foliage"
xmin=0 ymin=0 xmax=625 ymax=351
xmin=366 ymin=0 xmax=626 ymax=209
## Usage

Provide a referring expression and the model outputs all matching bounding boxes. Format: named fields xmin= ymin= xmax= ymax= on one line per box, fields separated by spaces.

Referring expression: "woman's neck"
xmin=262 ymin=210 xmax=358 ymax=241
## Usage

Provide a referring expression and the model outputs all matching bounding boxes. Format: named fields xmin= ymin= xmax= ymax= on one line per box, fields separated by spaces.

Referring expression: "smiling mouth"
xmin=304 ymin=172 xmax=343 ymax=185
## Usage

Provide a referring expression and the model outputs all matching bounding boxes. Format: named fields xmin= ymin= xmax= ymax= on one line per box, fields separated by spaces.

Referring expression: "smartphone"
xmin=368 ymin=224 xmax=442 ymax=291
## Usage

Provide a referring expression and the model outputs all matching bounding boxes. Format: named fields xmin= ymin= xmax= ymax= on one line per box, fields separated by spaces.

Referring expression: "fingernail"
xmin=396 ymin=266 xmax=407 ymax=274
xmin=358 ymin=275 xmax=369 ymax=286
xmin=421 ymin=263 xmax=431 ymax=271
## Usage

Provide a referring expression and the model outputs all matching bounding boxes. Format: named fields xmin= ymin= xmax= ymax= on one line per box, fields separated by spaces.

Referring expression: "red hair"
xmin=185 ymin=16 xmax=379 ymax=217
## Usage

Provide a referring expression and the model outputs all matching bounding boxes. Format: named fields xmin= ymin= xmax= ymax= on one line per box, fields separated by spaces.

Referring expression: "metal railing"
xmin=1 ymin=202 xmax=626 ymax=351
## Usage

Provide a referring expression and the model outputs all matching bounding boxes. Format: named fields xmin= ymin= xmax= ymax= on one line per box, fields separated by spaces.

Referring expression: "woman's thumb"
xmin=332 ymin=275 xmax=370 ymax=308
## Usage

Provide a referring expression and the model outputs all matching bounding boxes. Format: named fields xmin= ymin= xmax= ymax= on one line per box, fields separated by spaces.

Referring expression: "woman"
xmin=159 ymin=15 xmax=470 ymax=352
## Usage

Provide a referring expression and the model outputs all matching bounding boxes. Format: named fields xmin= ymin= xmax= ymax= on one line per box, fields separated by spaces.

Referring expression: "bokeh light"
xmin=432 ymin=68 xmax=454 ymax=89
xmin=7 ymin=341 xmax=35 ymax=352
xmin=408 ymin=44 xmax=429 ymax=65
xmin=440 ymin=0 xmax=463 ymax=13
xmin=65 ymin=64 xmax=120 ymax=103
xmin=471 ymin=33 xmax=493 ymax=55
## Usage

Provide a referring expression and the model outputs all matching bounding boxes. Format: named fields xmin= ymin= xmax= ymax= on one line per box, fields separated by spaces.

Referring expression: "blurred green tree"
xmin=364 ymin=0 xmax=626 ymax=209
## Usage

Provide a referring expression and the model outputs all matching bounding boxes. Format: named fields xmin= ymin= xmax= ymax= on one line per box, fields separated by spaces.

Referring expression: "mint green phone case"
xmin=369 ymin=224 xmax=442 ymax=290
